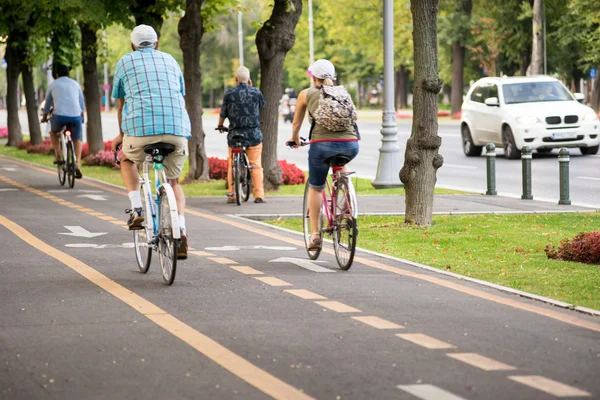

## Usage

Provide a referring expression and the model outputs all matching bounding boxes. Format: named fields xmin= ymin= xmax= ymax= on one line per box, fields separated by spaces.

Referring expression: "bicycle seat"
xmin=229 ymin=133 xmax=245 ymax=141
xmin=143 ymin=143 xmax=176 ymax=157
xmin=324 ymin=155 xmax=352 ymax=167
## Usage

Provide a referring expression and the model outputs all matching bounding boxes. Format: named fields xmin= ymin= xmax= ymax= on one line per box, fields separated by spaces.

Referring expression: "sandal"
xmin=308 ymin=233 xmax=322 ymax=251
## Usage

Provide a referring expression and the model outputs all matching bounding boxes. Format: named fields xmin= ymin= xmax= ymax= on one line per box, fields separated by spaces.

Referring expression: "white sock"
xmin=178 ymin=215 xmax=186 ymax=233
xmin=128 ymin=191 xmax=142 ymax=209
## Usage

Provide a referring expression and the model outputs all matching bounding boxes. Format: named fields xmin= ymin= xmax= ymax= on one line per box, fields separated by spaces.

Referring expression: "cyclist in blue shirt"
xmin=41 ymin=63 xmax=85 ymax=179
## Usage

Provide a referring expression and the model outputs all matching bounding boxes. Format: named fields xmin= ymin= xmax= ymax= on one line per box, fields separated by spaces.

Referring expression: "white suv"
xmin=460 ymin=76 xmax=600 ymax=159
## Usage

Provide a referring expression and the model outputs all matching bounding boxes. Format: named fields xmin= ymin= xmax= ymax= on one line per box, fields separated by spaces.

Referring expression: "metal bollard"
xmin=485 ymin=143 xmax=497 ymax=195
xmin=521 ymin=146 xmax=533 ymax=200
xmin=558 ymin=147 xmax=571 ymax=205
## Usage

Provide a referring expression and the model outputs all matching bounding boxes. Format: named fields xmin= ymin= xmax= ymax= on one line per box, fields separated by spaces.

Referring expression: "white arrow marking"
xmin=206 ymin=245 xmax=297 ymax=251
xmin=48 ymin=190 xmax=69 ymax=193
xmin=77 ymin=189 xmax=103 ymax=193
xmin=0 ymin=188 xmax=18 ymax=192
xmin=65 ymin=242 xmax=134 ymax=249
xmin=270 ymin=257 xmax=335 ymax=273
xmin=77 ymin=194 xmax=108 ymax=201
xmin=59 ymin=226 xmax=107 ymax=238
xmin=0 ymin=167 xmax=16 ymax=171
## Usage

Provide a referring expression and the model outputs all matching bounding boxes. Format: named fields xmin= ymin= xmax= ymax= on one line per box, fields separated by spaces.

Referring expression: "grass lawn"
xmin=265 ymin=213 xmax=600 ymax=310
xmin=0 ymin=144 xmax=465 ymax=196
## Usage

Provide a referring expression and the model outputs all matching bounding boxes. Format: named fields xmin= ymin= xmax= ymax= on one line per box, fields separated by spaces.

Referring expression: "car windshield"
xmin=502 ymin=81 xmax=574 ymax=104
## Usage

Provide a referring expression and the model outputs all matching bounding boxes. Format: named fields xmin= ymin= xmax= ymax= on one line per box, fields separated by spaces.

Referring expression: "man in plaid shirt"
xmin=111 ymin=24 xmax=191 ymax=259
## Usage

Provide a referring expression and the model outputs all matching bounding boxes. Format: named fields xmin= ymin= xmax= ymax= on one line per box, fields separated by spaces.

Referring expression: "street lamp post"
xmin=308 ymin=0 xmax=314 ymax=67
xmin=372 ymin=0 xmax=402 ymax=188
xmin=238 ymin=11 xmax=244 ymax=66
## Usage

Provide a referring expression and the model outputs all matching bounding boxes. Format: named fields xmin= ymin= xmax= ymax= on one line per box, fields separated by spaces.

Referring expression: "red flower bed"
xmin=208 ymin=157 xmax=228 ymax=180
xmin=81 ymin=141 xmax=113 ymax=158
xmin=278 ymin=160 xmax=305 ymax=185
xmin=545 ymin=231 xmax=600 ymax=265
xmin=83 ymin=150 xmax=120 ymax=169
xmin=26 ymin=139 xmax=54 ymax=156
xmin=0 ymin=127 xmax=8 ymax=138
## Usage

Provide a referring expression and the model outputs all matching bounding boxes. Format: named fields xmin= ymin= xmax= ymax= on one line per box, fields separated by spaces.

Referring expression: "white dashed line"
xmin=397 ymin=384 xmax=467 ymax=400
xmin=508 ymin=375 xmax=591 ymax=397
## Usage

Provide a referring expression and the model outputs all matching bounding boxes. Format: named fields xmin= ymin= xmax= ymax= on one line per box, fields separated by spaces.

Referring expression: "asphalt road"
xmin=2 ymin=109 xmax=598 ymax=207
xmin=0 ymin=158 xmax=599 ymax=400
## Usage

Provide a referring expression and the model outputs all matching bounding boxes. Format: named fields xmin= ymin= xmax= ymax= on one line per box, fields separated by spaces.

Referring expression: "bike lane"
xmin=0 ymin=157 xmax=598 ymax=400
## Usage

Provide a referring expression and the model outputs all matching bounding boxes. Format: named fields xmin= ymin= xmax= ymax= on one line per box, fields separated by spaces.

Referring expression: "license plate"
xmin=551 ymin=132 xmax=577 ymax=140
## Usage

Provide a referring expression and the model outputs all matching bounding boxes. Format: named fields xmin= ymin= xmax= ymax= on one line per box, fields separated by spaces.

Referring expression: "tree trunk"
xmin=179 ymin=0 xmax=209 ymax=182
xmin=400 ymin=0 xmax=444 ymax=226
xmin=4 ymin=39 xmax=22 ymax=146
xmin=209 ymin=88 xmax=215 ymax=108
xmin=132 ymin=0 xmax=164 ymax=37
xmin=21 ymin=64 xmax=42 ymax=145
xmin=395 ymin=66 xmax=409 ymax=109
xmin=256 ymin=0 xmax=303 ymax=191
xmin=530 ymin=0 xmax=544 ymax=75
xmin=592 ymin=66 xmax=600 ymax=112
xmin=81 ymin=23 xmax=104 ymax=154
xmin=519 ymin=50 xmax=530 ymax=76
xmin=450 ymin=41 xmax=465 ymax=115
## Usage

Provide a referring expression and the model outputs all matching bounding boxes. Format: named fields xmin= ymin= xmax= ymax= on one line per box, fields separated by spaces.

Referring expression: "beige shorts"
xmin=122 ymin=135 xmax=188 ymax=180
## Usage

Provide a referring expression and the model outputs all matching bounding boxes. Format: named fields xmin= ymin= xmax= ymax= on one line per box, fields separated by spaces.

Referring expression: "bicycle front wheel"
xmin=57 ymin=138 xmax=66 ymax=186
xmin=66 ymin=141 xmax=75 ymax=188
xmin=133 ymin=182 xmax=152 ymax=273
xmin=233 ymin=154 xmax=241 ymax=206
xmin=302 ymin=182 xmax=324 ymax=260
xmin=240 ymin=152 xmax=251 ymax=202
xmin=333 ymin=177 xmax=358 ymax=270
xmin=158 ymin=187 xmax=178 ymax=285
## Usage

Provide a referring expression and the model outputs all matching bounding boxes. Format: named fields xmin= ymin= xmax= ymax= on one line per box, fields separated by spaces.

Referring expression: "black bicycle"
xmin=42 ymin=113 xmax=76 ymax=188
xmin=216 ymin=127 xmax=251 ymax=205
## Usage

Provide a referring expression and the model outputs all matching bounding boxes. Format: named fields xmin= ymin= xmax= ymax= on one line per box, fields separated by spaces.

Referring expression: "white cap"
xmin=308 ymin=59 xmax=335 ymax=80
xmin=131 ymin=25 xmax=158 ymax=48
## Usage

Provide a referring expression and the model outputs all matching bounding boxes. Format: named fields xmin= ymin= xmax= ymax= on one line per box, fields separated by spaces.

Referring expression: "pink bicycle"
xmin=288 ymin=139 xmax=358 ymax=270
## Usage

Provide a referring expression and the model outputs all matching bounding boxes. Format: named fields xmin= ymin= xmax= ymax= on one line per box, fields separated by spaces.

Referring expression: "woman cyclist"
xmin=287 ymin=59 xmax=359 ymax=250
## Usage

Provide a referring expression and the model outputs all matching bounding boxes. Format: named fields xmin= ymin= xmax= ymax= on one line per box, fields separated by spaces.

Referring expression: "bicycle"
xmin=43 ymin=115 xmax=76 ymax=188
xmin=216 ymin=126 xmax=252 ymax=205
xmin=287 ymin=138 xmax=359 ymax=270
xmin=115 ymin=143 xmax=181 ymax=285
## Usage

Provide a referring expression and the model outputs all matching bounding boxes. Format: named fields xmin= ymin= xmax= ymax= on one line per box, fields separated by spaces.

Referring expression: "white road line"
xmin=397 ymin=384 xmax=467 ymax=400
xmin=396 ymin=333 xmax=455 ymax=349
xmin=0 ymin=188 xmax=18 ymax=192
xmin=508 ymin=375 xmax=591 ymax=397
xmin=575 ymin=176 xmax=600 ymax=181
xmin=447 ymin=353 xmax=516 ymax=371
xmin=442 ymin=164 xmax=477 ymax=170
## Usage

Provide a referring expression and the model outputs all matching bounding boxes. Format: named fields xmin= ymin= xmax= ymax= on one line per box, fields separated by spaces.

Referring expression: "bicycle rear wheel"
xmin=66 ymin=141 xmax=75 ymax=188
xmin=158 ymin=187 xmax=178 ymax=285
xmin=240 ymin=152 xmax=251 ymax=202
xmin=133 ymin=182 xmax=152 ymax=273
xmin=333 ymin=177 xmax=358 ymax=270
xmin=302 ymin=182 xmax=324 ymax=260
xmin=57 ymin=138 xmax=66 ymax=186
xmin=233 ymin=154 xmax=241 ymax=206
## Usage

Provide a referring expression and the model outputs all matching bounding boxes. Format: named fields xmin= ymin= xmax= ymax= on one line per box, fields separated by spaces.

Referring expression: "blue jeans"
xmin=50 ymin=115 xmax=82 ymax=141
xmin=308 ymin=141 xmax=359 ymax=190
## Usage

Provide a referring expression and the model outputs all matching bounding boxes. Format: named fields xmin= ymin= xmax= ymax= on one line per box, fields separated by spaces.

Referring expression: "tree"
xmin=530 ymin=0 xmax=544 ymax=74
xmin=256 ymin=0 xmax=303 ymax=191
xmin=400 ymin=0 xmax=444 ymax=226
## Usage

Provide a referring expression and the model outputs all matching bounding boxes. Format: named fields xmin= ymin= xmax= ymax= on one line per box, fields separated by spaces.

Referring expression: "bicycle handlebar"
xmin=114 ymin=144 xmax=121 ymax=165
xmin=215 ymin=126 xmax=229 ymax=133
xmin=286 ymin=137 xmax=309 ymax=147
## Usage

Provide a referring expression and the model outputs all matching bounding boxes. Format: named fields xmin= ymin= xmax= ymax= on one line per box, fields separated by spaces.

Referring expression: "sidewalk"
xmin=187 ymin=193 xmax=597 ymax=219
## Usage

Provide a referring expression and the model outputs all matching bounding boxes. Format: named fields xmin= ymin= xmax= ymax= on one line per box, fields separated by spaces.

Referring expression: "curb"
xmin=229 ymin=214 xmax=600 ymax=318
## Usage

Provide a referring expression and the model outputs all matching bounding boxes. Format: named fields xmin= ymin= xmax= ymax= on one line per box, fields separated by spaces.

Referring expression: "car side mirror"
xmin=484 ymin=97 xmax=500 ymax=107
xmin=574 ymin=93 xmax=585 ymax=103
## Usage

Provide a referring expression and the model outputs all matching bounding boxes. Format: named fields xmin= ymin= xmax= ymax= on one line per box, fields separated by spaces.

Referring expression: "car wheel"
xmin=537 ymin=148 xmax=552 ymax=154
xmin=461 ymin=124 xmax=483 ymax=156
xmin=580 ymin=145 xmax=599 ymax=155
xmin=502 ymin=125 xmax=521 ymax=159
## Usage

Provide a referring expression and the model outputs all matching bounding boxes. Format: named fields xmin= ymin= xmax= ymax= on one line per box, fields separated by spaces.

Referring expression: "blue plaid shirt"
xmin=112 ymin=48 xmax=191 ymax=138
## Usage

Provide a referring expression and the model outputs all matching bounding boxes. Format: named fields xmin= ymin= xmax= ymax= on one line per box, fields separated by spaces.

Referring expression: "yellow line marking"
xmin=189 ymin=250 xmax=215 ymax=257
xmin=98 ymin=216 xmax=118 ymax=221
xmin=231 ymin=266 xmax=264 ymax=275
xmin=183 ymin=209 xmax=600 ymax=334
xmin=353 ymin=316 xmax=404 ymax=330
xmin=314 ymin=301 xmax=361 ymax=313
xmin=80 ymin=208 xmax=96 ymax=212
xmin=284 ymin=289 xmax=327 ymax=300
xmin=0 ymin=215 xmax=314 ymax=400
xmin=508 ymin=375 xmax=591 ymax=397
xmin=208 ymin=257 xmax=238 ymax=265
xmin=111 ymin=220 xmax=127 ymax=226
xmin=88 ymin=212 xmax=106 ymax=216
xmin=254 ymin=277 xmax=292 ymax=287
xmin=396 ymin=333 xmax=454 ymax=349
xmin=447 ymin=353 xmax=516 ymax=371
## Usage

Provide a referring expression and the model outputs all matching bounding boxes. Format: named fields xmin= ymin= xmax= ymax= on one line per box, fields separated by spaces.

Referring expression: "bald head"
xmin=235 ymin=66 xmax=250 ymax=83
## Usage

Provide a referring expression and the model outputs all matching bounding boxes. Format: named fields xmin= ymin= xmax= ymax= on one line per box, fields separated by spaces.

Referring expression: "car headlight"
xmin=582 ymin=112 xmax=598 ymax=121
xmin=516 ymin=116 xmax=541 ymax=125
